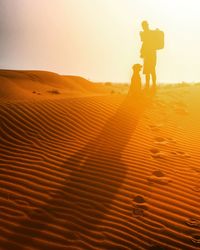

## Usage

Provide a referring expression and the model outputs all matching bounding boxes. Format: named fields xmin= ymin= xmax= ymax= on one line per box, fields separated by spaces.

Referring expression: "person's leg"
xmin=143 ymin=56 xmax=150 ymax=89
xmin=145 ymin=74 xmax=150 ymax=88
xmin=151 ymin=68 xmax=156 ymax=87
xmin=151 ymin=53 xmax=157 ymax=88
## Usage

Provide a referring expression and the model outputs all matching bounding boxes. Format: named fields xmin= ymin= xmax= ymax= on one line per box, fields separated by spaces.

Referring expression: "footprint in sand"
xmin=32 ymin=91 xmax=41 ymax=95
xmin=150 ymin=148 xmax=168 ymax=159
xmin=154 ymin=137 xmax=169 ymax=145
xmin=185 ymin=218 xmax=200 ymax=228
xmin=170 ymin=151 xmax=191 ymax=158
xmin=154 ymin=137 xmax=177 ymax=145
xmin=148 ymin=124 xmax=163 ymax=132
xmin=191 ymin=185 xmax=200 ymax=192
xmin=133 ymin=195 xmax=148 ymax=217
xmin=152 ymin=170 xmax=165 ymax=177
xmin=192 ymin=235 xmax=200 ymax=244
xmin=147 ymin=170 xmax=172 ymax=185
xmin=167 ymin=137 xmax=177 ymax=144
xmin=191 ymin=167 xmax=200 ymax=173
xmin=191 ymin=179 xmax=200 ymax=192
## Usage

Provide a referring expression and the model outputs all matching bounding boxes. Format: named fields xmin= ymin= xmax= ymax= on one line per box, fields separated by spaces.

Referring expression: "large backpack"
xmin=152 ymin=29 xmax=164 ymax=50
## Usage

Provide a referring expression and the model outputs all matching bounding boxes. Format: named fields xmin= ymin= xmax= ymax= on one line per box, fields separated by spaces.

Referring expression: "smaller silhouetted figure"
xmin=140 ymin=21 xmax=164 ymax=90
xmin=128 ymin=64 xmax=142 ymax=97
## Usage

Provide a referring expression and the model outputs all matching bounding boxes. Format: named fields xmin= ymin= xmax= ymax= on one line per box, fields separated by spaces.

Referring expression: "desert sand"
xmin=0 ymin=70 xmax=200 ymax=250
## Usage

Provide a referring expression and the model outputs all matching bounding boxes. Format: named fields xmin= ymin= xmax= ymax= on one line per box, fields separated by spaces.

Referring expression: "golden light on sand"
xmin=1 ymin=69 xmax=200 ymax=249
xmin=1 ymin=1 xmax=200 ymax=249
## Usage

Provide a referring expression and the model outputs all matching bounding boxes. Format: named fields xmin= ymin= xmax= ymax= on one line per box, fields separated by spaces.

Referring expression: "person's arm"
xmin=140 ymin=31 xmax=144 ymax=42
xmin=140 ymin=32 xmax=144 ymax=58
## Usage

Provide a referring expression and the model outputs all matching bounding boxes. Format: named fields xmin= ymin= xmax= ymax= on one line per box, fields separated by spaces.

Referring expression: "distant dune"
xmin=0 ymin=71 xmax=200 ymax=249
xmin=0 ymin=70 xmax=107 ymax=100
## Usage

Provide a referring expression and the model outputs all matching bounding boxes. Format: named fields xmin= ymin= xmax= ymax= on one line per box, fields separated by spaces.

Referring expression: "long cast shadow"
xmin=2 ymin=92 xmax=155 ymax=249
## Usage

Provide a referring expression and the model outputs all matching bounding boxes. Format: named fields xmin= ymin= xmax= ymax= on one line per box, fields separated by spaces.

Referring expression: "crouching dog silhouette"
xmin=128 ymin=64 xmax=142 ymax=97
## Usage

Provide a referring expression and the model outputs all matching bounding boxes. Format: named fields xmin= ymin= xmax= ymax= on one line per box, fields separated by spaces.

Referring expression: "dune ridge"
xmin=0 ymin=72 xmax=200 ymax=249
xmin=0 ymin=70 xmax=107 ymax=102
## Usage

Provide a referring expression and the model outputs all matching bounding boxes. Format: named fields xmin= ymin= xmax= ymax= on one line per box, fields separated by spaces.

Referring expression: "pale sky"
xmin=0 ymin=0 xmax=200 ymax=83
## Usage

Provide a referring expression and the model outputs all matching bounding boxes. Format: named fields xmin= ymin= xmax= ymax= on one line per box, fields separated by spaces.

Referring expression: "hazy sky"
xmin=0 ymin=0 xmax=200 ymax=83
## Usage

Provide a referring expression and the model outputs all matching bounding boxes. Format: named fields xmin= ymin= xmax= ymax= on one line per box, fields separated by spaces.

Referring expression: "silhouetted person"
xmin=140 ymin=21 xmax=164 ymax=89
xmin=128 ymin=64 xmax=142 ymax=97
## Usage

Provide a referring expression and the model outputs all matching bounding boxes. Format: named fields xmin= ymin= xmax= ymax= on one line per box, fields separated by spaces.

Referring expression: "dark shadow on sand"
xmin=2 ymin=91 xmax=155 ymax=250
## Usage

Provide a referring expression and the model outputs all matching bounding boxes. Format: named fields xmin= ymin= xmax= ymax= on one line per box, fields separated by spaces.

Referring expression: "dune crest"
xmin=0 ymin=70 xmax=106 ymax=101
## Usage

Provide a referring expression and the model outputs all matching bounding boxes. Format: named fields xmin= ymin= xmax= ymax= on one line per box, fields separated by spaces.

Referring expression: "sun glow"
xmin=1 ymin=0 xmax=200 ymax=83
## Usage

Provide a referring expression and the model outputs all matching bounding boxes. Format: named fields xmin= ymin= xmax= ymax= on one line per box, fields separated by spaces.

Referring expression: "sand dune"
xmin=0 ymin=70 xmax=107 ymax=101
xmin=0 ymin=72 xmax=200 ymax=249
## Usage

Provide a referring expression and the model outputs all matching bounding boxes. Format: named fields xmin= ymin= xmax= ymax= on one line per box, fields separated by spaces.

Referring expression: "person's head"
xmin=132 ymin=64 xmax=142 ymax=73
xmin=141 ymin=20 xmax=149 ymax=31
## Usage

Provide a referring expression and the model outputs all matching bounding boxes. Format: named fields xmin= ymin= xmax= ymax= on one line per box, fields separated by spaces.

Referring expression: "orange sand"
xmin=0 ymin=70 xmax=200 ymax=250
